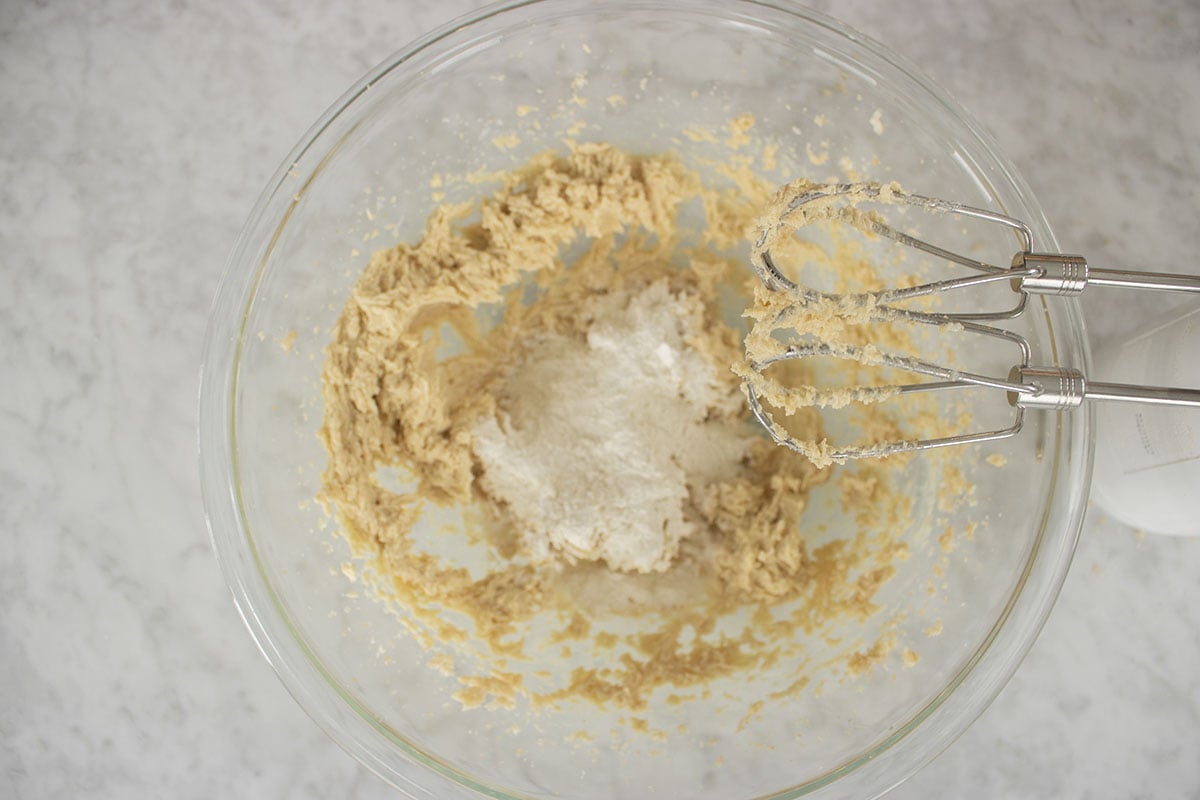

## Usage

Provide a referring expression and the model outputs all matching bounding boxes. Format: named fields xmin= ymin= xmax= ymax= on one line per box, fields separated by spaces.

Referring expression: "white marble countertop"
xmin=3 ymin=1 xmax=1198 ymax=797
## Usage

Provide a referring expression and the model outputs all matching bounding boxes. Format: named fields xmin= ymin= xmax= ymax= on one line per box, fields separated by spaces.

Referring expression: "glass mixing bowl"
xmin=199 ymin=1 xmax=1091 ymax=797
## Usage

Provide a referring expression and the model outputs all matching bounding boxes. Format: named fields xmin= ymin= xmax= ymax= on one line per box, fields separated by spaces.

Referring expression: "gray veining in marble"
xmin=2 ymin=1 xmax=1198 ymax=797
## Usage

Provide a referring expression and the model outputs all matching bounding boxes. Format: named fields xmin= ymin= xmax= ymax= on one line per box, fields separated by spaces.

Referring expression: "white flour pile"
xmin=471 ymin=281 xmax=752 ymax=573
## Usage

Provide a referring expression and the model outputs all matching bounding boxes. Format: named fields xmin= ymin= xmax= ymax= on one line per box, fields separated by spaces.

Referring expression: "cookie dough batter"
xmin=318 ymin=142 xmax=910 ymax=712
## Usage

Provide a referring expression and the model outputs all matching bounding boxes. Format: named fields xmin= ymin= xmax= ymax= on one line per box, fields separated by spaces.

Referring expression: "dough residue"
xmin=737 ymin=179 xmax=961 ymax=466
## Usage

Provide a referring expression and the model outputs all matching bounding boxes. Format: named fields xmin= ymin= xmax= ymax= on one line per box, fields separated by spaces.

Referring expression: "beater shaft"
xmin=1083 ymin=380 xmax=1200 ymax=407
xmin=1087 ymin=268 xmax=1200 ymax=293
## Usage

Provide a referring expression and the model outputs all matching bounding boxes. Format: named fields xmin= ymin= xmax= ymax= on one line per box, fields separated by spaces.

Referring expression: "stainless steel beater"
xmin=744 ymin=182 xmax=1200 ymax=461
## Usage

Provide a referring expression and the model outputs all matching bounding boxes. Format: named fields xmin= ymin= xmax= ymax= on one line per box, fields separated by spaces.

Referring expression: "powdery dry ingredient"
xmin=473 ymin=282 xmax=751 ymax=574
xmin=319 ymin=142 xmax=916 ymax=715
